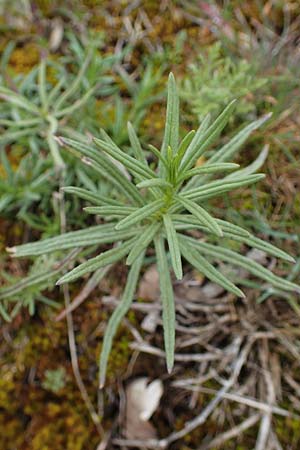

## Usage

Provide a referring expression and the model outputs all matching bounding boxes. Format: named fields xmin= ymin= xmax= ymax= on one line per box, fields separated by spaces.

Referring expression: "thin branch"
xmin=198 ymin=413 xmax=261 ymax=450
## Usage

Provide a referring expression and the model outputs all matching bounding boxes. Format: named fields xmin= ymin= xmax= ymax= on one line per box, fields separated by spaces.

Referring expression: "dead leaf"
xmin=124 ymin=377 xmax=163 ymax=440
xmin=138 ymin=265 xmax=160 ymax=300
xmin=246 ymin=249 xmax=268 ymax=265
xmin=141 ymin=310 xmax=159 ymax=333
xmin=49 ymin=18 xmax=64 ymax=52
xmin=202 ymin=282 xmax=225 ymax=298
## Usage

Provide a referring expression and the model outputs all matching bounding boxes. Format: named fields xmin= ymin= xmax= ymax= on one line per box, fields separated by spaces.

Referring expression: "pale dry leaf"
xmin=49 ymin=18 xmax=64 ymax=52
xmin=202 ymin=282 xmax=225 ymax=298
xmin=127 ymin=377 xmax=163 ymax=421
xmin=246 ymin=248 xmax=268 ymax=265
xmin=138 ymin=264 xmax=160 ymax=300
xmin=141 ymin=310 xmax=159 ymax=333
xmin=124 ymin=377 xmax=163 ymax=440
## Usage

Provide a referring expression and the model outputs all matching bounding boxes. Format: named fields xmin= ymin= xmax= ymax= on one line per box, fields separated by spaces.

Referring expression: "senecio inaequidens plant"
xmin=6 ymin=73 xmax=299 ymax=387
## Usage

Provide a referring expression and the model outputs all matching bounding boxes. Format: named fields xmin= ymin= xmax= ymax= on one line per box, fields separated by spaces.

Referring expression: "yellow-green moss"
xmin=9 ymin=43 xmax=40 ymax=73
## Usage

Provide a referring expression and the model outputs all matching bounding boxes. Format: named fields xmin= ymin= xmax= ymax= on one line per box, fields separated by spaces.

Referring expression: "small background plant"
xmin=180 ymin=42 xmax=268 ymax=120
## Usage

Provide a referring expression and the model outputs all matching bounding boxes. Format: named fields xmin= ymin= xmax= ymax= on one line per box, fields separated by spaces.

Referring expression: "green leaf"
xmin=62 ymin=186 xmax=120 ymax=206
xmin=0 ymin=251 xmax=77 ymax=301
xmin=148 ymin=144 xmax=168 ymax=169
xmin=163 ymin=214 xmax=182 ymax=280
xmin=176 ymin=196 xmax=223 ymax=237
xmin=184 ymin=115 xmax=271 ymax=190
xmin=0 ymin=86 xmax=40 ymax=114
xmin=127 ymin=121 xmax=147 ymax=164
xmin=116 ymin=199 xmax=164 ymax=230
xmin=9 ymin=224 xmax=138 ymax=257
xmin=182 ymin=236 xmax=300 ymax=293
xmin=55 ymin=86 xmax=97 ymax=118
xmin=182 ymin=174 xmax=265 ymax=202
xmin=93 ymin=136 xmax=155 ymax=180
xmin=38 ymin=59 xmax=47 ymax=110
xmin=225 ymin=145 xmax=268 ymax=180
xmin=0 ymin=128 xmax=40 ymax=144
xmin=160 ymin=73 xmax=179 ymax=165
xmin=54 ymin=50 xmax=92 ymax=112
xmin=58 ymin=137 xmax=144 ymax=205
xmin=180 ymin=100 xmax=236 ymax=172
xmin=172 ymin=215 xmax=251 ymax=237
xmin=56 ymin=238 xmax=135 ymax=285
xmin=136 ymin=178 xmax=172 ymax=189
xmin=209 ymin=114 xmax=271 ymax=165
xmin=47 ymin=133 xmax=65 ymax=169
xmin=154 ymin=235 xmax=175 ymax=373
xmin=126 ymin=223 xmax=161 ymax=266
xmin=177 ymin=163 xmax=239 ymax=184
xmin=179 ymin=236 xmax=245 ymax=298
xmin=175 ymin=130 xmax=196 ymax=164
xmin=0 ymin=118 xmax=41 ymax=127
xmin=84 ymin=205 xmax=137 ymax=217
xmin=224 ymin=233 xmax=295 ymax=263
xmin=0 ymin=304 xmax=11 ymax=322
xmin=99 ymin=252 xmax=144 ymax=388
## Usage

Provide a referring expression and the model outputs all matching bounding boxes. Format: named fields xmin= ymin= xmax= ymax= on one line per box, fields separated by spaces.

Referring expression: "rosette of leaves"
xmin=6 ymin=74 xmax=299 ymax=387
xmin=0 ymin=48 xmax=116 ymax=169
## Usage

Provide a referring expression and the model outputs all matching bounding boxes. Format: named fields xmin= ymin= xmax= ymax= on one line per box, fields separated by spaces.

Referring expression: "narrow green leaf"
xmin=84 ymin=206 xmax=136 ymax=216
xmin=225 ymin=145 xmax=269 ymax=180
xmin=182 ymin=236 xmax=300 ymax=293
xmin=62 ymin=186 xmax=120 ymax=206
xmin=55 ymin=86 xmax=97 ymax=118
xmin=136 ymin=178 xmax=172 ymax=189
xmin=54 ymin=50 xmax=92 ymax=112
xmin=176 ymin=196 xmax=223 ymax=237
xmin=163 ymin=214 xmax=182 ymax=280
xmin=38 ymin=59 xmax=47 ymax=110
xmin=0 ymin=118 xmax=41 ymax=127
xmin=48 ymin=75 xmax=67 ymax=104
xmin=0 ymin=128 xmax=40 ymax=144
xmin=56 ymin=238 xmax=135 ymax=285
xmin=0 ymin=304 xmax=11 ymax=322
xmin=154 ymin=235 xmax=175 ymax=373
xmin=217 ymin=220 xmax=251 ymax=237
xmin=224 ymin=233 xmax=295 ymax=263
xmin=179 ymin=237 xmax=245 ymax=298
xmin=184 ymin=115 xmax=271 ymax=191
xmin=183 ymin=174 xmax=265 ymax=202
xmin=160 ymin=72 xmax=179 ymax=164
xmin=171 ymin=215 xmax=251 ymax=237
xmin=93 ymin=137 xmax=155 ymax=180
xmin=180 ymin=101 xmax=236 ymax=172
xmin=116 ymin=199 xmax=164 ymax=230
xmin=0 ymin=86 xmax=40 ymax=114
xmin=209 ymin=114 xmax=271 ymax=165
xmin=58 ymin=137 xmax=144 ymax=205
xmin=47 ymin=133 xmax=65 ymax=169
xmin=126 ymin=222 xmax=161 ymax=265
xmin=148 ymin=144 xmax=168 ymax=169
xmin=9 ymin=224 xmax=138 ymax=257
xmin=177 ymin=163 xmax=239 ymax=183
xmin=99 ymin=252 xmax=144 ymax=388
xmin=127 ymin=121 xmax=147 ymax=164
xmin=175 ymin=130 xmax=196 ymax=164
xmin=0 ymin=251 xmax=77 ymax=301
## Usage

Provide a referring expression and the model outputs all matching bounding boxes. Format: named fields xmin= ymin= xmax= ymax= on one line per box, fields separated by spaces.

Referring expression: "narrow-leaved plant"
xmin=6 ymin=73 xmax=299 ymax=387
xmin=0 ymin=50 xmax=115 ymax=169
